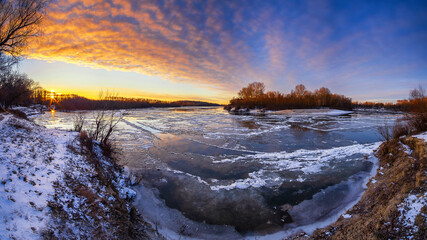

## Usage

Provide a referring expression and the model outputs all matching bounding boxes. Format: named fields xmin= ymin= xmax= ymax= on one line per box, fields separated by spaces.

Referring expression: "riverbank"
xmin=0 ymin=113 xmax=162 ymax=239
xmin=286 ymin=132 xmax=426 ymax=239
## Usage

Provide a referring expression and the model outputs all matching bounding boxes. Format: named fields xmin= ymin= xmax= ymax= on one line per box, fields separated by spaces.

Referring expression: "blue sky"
xmin=21 ymin=0 xmax=427 ymax=103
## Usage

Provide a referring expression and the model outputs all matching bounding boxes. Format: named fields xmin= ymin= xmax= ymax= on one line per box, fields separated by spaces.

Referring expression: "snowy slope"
xmin=0 ymin=113 xmax=78 ymax=239
xmin=0 ymin=113 xmax=156 ymax=239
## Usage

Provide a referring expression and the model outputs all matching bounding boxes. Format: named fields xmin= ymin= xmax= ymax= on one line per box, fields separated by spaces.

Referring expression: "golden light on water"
xmin=50 ymin=109 xmax=56 ymax=118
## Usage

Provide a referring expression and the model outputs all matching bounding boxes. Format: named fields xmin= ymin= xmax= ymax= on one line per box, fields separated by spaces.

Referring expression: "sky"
xmin=19 ymin=0 xmax=427 ymax=104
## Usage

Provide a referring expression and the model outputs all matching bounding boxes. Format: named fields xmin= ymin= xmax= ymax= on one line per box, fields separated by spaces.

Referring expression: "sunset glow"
xmin=21 ymin=0 xmax=427 ymax=103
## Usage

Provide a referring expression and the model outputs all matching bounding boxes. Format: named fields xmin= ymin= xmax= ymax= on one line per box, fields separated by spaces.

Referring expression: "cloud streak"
xmin=25 ymin=0 xmax=427 ymax=99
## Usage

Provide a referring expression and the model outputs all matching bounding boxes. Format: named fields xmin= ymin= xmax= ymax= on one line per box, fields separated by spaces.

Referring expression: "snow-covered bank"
xmin=285 ymin=132 xmax=427 ymax=239
xmin=0 ymin=113 xmax=158 ymax=239
xmin=9 ymin=105 xmax=47 ymax=117
xmin=0 ymin=114 xmax=68 ymax=239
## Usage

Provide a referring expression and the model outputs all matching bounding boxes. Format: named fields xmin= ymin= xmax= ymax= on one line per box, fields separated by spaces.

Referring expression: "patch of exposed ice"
xmin=136 ymin=121 xmax=162 ymax=134
xmin=326 ymin=110 xmax=353 ymax=116
xmin=204 ymin=123 xmax=290 ymax=139
xmin=132 ymin=184 xmax=241 ymax=240
xmin=189 ymin=137 xmax=262 ymax=154
xmin=121 ymin=118 xmax=160 ymax=139
xmin=215 ymin=142 xmax=380 ymax=164
xmin=202 ymin=143 xmax=381 ymax=191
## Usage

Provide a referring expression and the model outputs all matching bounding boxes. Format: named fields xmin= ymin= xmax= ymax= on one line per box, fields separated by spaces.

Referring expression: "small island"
xmin=224 ymin=82 xmax=352 ymax=113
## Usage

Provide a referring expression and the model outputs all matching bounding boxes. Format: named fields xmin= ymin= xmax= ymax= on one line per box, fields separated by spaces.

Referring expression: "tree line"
xmin=225 ymin=82 xmax=352 ymax=111
xmin=45 ymin=94 xmax=220 ymax=110
xmin=0 ymin=0 xmax=45 ymax=110
xmin=353 ymin=85 xmax=426 ymax=113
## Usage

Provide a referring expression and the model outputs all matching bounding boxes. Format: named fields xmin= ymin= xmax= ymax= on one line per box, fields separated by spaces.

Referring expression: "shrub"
xmin=79 ymin=131 xmax=93 ymax=152
xmin=392 ymin=121 xmax=409 ymax=139
xmin=407 ymin=112 xmax=427 ymax=135
xmin=377 ymin=123 xmax=393 ymax=142
xmin=89 ymin=110 xmax=122 ymax=151
xmin=72 ymin=113 xmax=85 ymax=132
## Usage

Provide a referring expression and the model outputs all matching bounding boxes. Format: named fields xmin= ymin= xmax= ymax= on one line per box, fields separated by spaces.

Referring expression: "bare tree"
xmin=90 ymin=109 xmax=106 ymax=141
xmin=87 ymin=108 xmax=122 ymax=156
xmin=238 ymin=82 xmax=265 ymax=100
xmin=101 ymin=110 xmax=122 ymax=145
xmin=0 ymin=0 xmax=47 ymax=107
xmin=72 ymin=112 xmax=85 ymax=132
xmin=293 ymin=84 xmax=307 ymax=98
xmin=0 ymin=54 xmax=16 ymax=72
xmin=84 ymin=91 xmax=123 ymax=155
xmin=0 ymin=0 xmax=47 ymax=57
xmin=0 ymin=71 xmax=35 ymax=108
xmin=377 ymin=122 xmax=392 ymax=143
xmin=409 ymin=85 xmax=425 ymax=100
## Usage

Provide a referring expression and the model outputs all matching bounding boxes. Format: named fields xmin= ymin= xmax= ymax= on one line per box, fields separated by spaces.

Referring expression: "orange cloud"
xmin=25 ymin=0 xmax=258 ymax=93
xmin=24 ymin=0 xmax=426 ymax=103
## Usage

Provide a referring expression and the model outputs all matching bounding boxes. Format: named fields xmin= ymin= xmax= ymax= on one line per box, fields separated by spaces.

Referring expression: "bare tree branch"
xmin=0 ymin=0 xmax=47 ymax=57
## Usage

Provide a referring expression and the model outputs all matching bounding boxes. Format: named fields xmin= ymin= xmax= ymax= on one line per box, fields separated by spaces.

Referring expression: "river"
xmin=34 ymin=107 xmax=400 ymax=239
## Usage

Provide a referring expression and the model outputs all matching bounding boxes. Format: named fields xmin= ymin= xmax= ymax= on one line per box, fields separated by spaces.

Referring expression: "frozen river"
xmin=34 ymin=107 xmax=400 ymax=239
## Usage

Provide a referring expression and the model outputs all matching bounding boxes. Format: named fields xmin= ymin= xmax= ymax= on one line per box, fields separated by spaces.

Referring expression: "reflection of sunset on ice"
xmin=48 ymin=89 xmax=60 ymax=112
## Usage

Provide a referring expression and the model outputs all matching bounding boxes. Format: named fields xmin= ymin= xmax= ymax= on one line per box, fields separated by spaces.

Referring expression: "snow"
xmin=0 ymin=114 xmax=74 ymax=239
xmin=402 ymin=143 xmax=413 ymax=155
xmin=413 ymin=131 xmax=427 ymax=142
xmin=397 ymin=192 xmax=427 ymax=236
xmin=342 ymin=214 xmax=352 ymax=219
xmin=9 ymin=105 xmax=47 ymax=117
xmin=0 ymin=113 xmax=140 ymax=239
xmin=210 ymin=172 xmax=267 ymax=190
